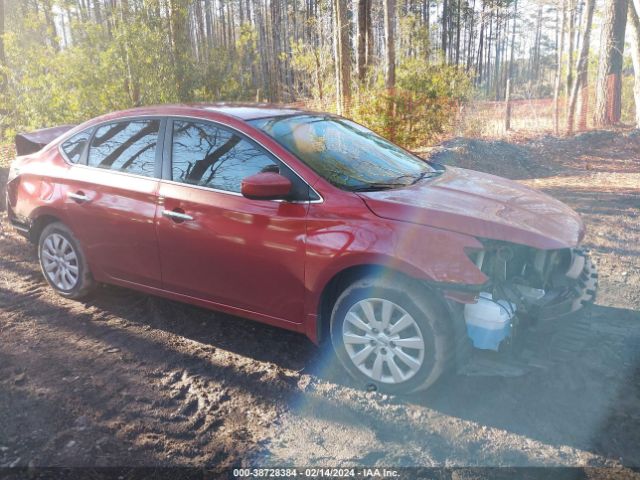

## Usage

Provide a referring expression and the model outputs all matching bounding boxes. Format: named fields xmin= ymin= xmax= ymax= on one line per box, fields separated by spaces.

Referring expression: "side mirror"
xmin=241 ymin=172 xmax=292 ymax=200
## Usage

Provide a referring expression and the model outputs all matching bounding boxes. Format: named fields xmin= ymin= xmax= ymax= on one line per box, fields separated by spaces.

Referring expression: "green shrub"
xmin=351 ymin=60 xmax=473 ymax=148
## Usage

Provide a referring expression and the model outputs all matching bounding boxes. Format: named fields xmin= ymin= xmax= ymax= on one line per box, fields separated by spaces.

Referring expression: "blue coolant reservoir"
xmin=464 ymin=293 xmax=515 ymax=351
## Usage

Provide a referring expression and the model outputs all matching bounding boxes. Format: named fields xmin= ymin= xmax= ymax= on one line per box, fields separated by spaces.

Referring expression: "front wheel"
xmin=330 ymin=275 xmax=453 ymax=394
xmin=38 ymin=222 xmax=95 ymax=299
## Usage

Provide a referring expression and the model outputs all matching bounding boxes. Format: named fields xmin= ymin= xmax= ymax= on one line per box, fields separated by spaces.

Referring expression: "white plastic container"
xmin=464 ymin=292 xmax=515 ymax=350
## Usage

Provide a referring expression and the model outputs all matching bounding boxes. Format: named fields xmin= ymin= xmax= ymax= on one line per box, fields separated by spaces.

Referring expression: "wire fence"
xmin=455 ymin=98 xmax=575 ymax=138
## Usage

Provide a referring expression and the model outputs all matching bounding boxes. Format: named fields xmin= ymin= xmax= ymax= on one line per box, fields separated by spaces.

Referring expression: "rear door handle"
xmin=68 ymin=191 xmax=89 ymax=203
xmin=162 ymin=209 xmax=194 ymax=222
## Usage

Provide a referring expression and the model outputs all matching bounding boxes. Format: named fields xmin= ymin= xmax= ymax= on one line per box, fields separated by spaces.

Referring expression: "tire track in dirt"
xmin=0 ymin=223 xmax=295 ymax=469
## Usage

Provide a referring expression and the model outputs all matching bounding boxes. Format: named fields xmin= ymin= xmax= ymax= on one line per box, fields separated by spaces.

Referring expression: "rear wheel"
xmin=38 ymin=222 xmax=95 ymax=299
xmin=330 ymin=275 xmax=453 ymax=394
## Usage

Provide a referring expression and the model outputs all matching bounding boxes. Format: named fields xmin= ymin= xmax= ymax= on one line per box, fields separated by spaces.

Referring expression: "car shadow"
xmin=407 ymin=304 xmax=640 ymax=465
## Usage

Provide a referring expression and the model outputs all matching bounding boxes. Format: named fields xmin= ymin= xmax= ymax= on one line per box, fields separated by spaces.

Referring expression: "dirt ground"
xmin=0 ymin=130 xmax=639 ymax=476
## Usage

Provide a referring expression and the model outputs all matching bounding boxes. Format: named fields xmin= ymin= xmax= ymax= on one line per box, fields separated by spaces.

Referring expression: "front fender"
xmin=303 ymin=211 xmax=487 ymax=341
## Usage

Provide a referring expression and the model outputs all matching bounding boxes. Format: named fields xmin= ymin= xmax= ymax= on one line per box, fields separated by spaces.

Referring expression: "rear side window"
xmin=88 ymin=120 xmax=160 ymax=177
xmin=171 ymin=120 xmax=279 ymax=193
xmin=61 ymin=129 xmax=91 ymax=164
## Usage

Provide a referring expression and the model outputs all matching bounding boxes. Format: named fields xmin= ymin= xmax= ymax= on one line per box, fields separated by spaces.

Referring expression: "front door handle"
xmin=162 ymin=209 xmax=194 ymax=222
xmin=68 ymin=191 xmax=89 ymax=203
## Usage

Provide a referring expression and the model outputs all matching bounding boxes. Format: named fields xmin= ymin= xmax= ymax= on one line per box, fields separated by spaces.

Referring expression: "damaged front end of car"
xmin=471 ymin=240 xmax=597 ymax=319
xmin=454 ymin=240 xmax=598 ymax=353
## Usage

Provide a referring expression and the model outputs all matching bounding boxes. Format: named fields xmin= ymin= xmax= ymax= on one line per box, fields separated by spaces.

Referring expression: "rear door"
xmin=62 ymin=118 xmax=164 ymax=288
xmin=155 ymin=118 xmax=310 ymax=325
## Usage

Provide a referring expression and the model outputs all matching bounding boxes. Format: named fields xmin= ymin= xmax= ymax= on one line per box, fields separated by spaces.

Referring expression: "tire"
xmin=38 ymin=222 xmax=95 ymax=299
xmin=330 ymin=274 xmax=453 ymax=394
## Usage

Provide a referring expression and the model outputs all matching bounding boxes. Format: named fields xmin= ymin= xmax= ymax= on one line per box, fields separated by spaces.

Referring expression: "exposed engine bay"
xmin=462 ymin=240 xmax=598 ymax=351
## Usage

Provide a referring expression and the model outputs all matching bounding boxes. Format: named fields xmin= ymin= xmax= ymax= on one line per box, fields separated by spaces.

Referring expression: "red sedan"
xmin=6 ymin=104 xmax=597 ymax=393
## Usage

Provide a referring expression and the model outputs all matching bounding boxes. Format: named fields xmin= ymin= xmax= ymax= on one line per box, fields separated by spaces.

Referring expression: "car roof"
xmin=102 ymin=103 xmax=315 ymax=122
xmin=197 ymin=103 xmax=312 ymax=120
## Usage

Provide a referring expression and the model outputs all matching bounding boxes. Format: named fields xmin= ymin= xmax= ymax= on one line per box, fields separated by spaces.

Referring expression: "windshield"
xmin=249 ymin=115 xmax=436 ymax=191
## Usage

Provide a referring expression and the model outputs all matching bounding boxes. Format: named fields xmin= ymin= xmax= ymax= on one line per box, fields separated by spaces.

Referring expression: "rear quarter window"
xmin=60 ymin=129 xmax=92 ymax=164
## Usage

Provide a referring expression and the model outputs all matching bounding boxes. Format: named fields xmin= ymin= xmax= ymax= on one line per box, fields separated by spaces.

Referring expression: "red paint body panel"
xmin=301 ymin=190 xmax=487 ymax=330
xmin=241 ymin=172 xmax=292 ymax=199
xmin=62 ymin=166 xmax=162 ymax=287
xmin=156 ymin=181 xmax=308 ymax=323
xmin=359 ymin=166 xmax=585 ymax=250
xmin=7 ymin=104 xmax=587 ymax=344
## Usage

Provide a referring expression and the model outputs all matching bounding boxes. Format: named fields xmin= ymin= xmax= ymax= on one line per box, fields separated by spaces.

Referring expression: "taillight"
xmin=7 ymin=157 xmax=23 ymax=183
xmin=6 ymin=158 xmax=25 ymax=209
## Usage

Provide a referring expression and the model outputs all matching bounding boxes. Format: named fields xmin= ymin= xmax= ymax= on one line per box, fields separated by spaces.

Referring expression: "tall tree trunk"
xmin=383 ymin=0 xmax=396 ymax=139
xmin=269 ymin=0 xmax=282 ymax=100
xmin=565 ymin=0 xmax=574 ymax=104
xmin=334 ymin=0 xmax=351 ymax=114
xmin=169 ymin=0 xmax=191 ymax=102
xmin=493 ymin=8 xmax=502 ymax=100
xmin=255 ymin=0 xmax=269 ymax=100
xmin=366 ymin=0 xmax=373 ymax=68
xmin=566 ymin=0 xmax=595 ymax=134
xmin=194 ymin=0 xmax=206 ymax=62
xmin=0 ymin=0 xmax=5 ymax=66
xmin=357 ymin=0 xmax=372 ymax=83
xmin=629 ymin=0 xmax=640 ymax=127
xmin=77 ymin=0 xmax=87 ymax=22
xmin=423 ymin=0 xmax=430 ymax=29
xmin=65 ymin=6 xmax=75 ymax=45
xmin=455 ymin=0 xmax=461 ymax=64
xmin=119 ymin=0 xmax=140 ymax=105
xmin=485 ymin=8 xmax=493 ymax=94
xmin=383 ymin=0 xmax=396 ymax=88
xmin=504 ymin=0 xmax=517 ymax=131
xmin=594 ymin=0 xmax=628 ymax=125
xmin=204 ymin=0 xmax=214 ymax=47
xmin=553 ymin=0 xmax=567 ymax=134
xmin=93 ymin=0 xmax=102 ymax=24
xmin=442 ymin=0 xmax=448 ymax=60
xmin=476 ymin=0 xmax=485 ymax=86
xmin=425 ymin=0 xmax=430 ymax=56
xmin=466 ymin=0 xmax=476 ymax=71
xmin=42 ymin=0 xmax=60 ymax=51
xmin=532 ymin=4 xmax=542 ymax=83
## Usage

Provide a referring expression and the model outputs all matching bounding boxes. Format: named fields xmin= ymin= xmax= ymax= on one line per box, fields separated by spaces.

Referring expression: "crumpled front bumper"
xmin=536 ymin=249 xmax=598 ymax=320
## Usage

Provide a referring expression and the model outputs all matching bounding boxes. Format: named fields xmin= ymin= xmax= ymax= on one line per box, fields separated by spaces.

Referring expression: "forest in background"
xmin=0 ymin=0 xmax=638 ymax=150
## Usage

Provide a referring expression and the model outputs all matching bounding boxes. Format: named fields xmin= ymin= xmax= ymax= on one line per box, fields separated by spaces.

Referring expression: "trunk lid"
xmin=15 ymin=125 xmax=76 ymax=156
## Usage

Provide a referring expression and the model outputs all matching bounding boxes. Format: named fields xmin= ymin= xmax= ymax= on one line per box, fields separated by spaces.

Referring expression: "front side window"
xmin=61 ymin=129 xmax=92 ymax=164
xmin=88 ymin=120 xmax=160 ymax=177
xmin=249 ymin=115 xmax=436 ymax=191
xmin=171 ymin=120 xmax=279 ymax=193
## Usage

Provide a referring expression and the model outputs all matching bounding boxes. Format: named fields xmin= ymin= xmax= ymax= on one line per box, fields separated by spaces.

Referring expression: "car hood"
xmin=357 ymin=166 xmax=584 ymax=250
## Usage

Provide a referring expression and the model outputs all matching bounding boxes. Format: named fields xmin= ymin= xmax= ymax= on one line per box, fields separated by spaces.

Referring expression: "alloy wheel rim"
xmin=41 ymin=233 xmax=79 ymax=291
xmin=342 ymin=298 xmax=425 ymax=384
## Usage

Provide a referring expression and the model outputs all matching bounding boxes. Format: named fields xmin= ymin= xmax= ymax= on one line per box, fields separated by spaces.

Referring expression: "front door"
xmin=156 ymin=119 xmax=309 ymax=324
